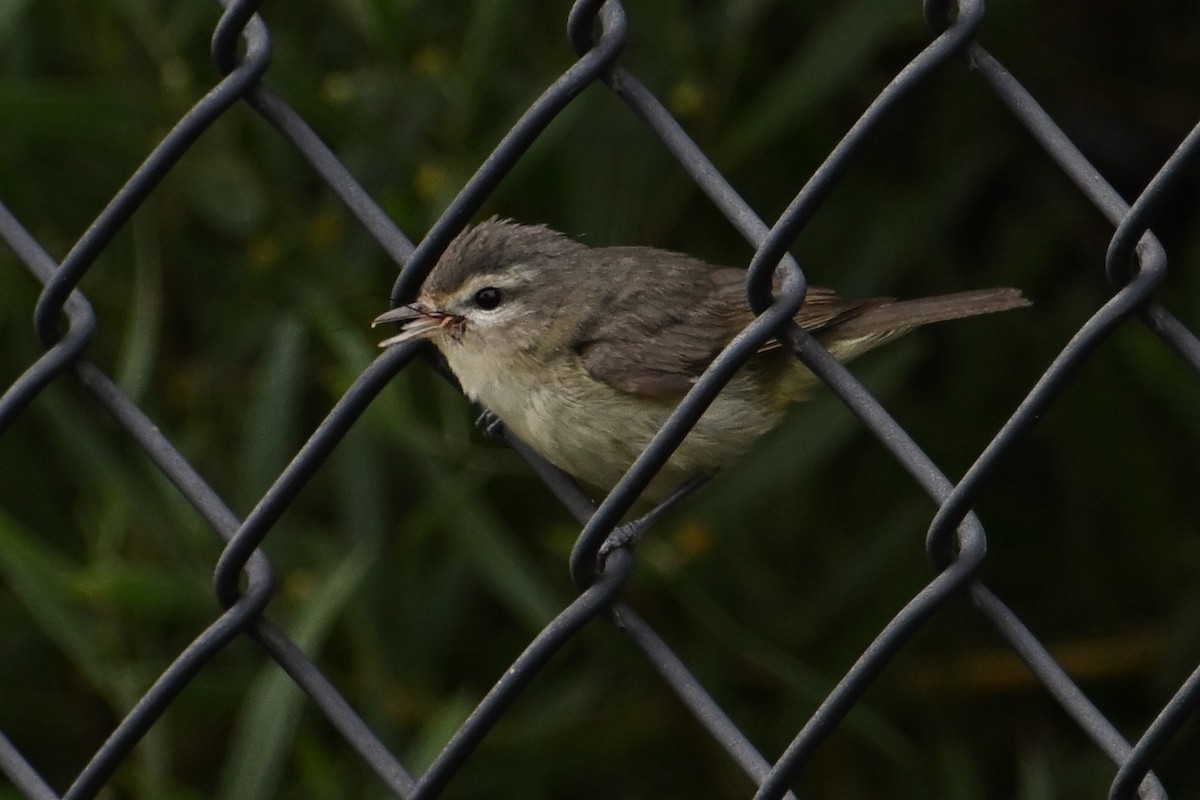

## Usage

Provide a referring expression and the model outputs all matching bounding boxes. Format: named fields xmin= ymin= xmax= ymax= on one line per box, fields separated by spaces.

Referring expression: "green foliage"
xmin=3 ymin=1 xmax=1200 ymax=798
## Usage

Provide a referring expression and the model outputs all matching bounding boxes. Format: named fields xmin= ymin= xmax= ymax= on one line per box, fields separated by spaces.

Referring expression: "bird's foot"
xmin=475 ymin=408 xmax=506 ymax=441
xmin=597 ymin=520 xmax=643 ymax=563
xmin=596 ymin=474 xmax=709 ymax=566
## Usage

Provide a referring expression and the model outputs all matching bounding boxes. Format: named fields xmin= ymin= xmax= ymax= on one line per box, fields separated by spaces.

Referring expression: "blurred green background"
xmin=2 ymin=1 xmax=1200 ymax=798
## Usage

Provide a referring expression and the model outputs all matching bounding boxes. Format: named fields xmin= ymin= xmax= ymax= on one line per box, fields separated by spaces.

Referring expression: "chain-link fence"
xmin=2 ymin=1 xmax=1200 ymax=798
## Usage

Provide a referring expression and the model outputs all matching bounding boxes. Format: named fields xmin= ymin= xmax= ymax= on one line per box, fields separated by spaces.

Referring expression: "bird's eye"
xmin=473 ymin=287 xmax=503 ymax=310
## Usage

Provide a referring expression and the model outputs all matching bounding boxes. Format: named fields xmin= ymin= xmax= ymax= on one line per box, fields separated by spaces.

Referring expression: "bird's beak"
xmin=372 ymin=301 xmax=460 ymax=347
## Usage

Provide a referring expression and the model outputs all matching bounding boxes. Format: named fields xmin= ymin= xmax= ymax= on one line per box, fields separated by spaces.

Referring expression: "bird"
xmin=374 ymin=217 xmax=1028 ymax=503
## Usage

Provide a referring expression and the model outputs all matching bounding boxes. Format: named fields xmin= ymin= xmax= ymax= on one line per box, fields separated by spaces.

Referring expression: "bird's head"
xmin=373 ymin=218 xmax=587 ymax=356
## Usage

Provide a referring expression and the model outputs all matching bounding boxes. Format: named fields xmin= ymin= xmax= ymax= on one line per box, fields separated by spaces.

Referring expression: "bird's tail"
xmin=812 ymin=287 xmax=1029 ymax=366
xmin=833 ymin=288 xmax=1029 ymax=339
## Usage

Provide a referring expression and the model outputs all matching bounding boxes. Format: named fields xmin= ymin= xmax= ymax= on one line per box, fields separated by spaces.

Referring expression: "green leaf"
xmin=216 ymin=535 xmax=379 ymax=800
xmin=428 ymin=463 xmax=562 ymax=631
xmin=717 ymin=0 xmax=914 ymax=167
xmin=237 ymin=316 xmax=308 ymax=509
xmin=0 ymin=509 xmax=116 ymax=704
xmin=115 ymin=212 xmax=164 ymax=402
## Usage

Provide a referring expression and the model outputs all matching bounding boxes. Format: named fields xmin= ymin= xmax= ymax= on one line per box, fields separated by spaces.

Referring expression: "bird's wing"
xmin=575 ymin=257 xmax=878 ymax=398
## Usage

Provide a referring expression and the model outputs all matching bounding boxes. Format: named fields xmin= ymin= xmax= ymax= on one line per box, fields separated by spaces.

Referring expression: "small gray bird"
xmin=375 ymin=218 xmax=1028 ymax=502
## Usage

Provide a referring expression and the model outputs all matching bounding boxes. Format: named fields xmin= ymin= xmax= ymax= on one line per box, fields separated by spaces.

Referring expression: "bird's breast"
xmin=440 ymin=340 xmax=787 ymax=500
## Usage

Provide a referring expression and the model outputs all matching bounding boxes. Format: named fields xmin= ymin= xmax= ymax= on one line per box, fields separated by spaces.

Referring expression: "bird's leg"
xmin=475 ymin=407 xmax=506 ymax=441
xmin=597 ymin=475 xmax=709 ymax=566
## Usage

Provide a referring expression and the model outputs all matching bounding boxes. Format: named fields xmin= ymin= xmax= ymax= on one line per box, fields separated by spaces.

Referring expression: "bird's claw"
xmin=596 ymin=474 xmax=709 ymax=568
xmin=475 ymin=408 xmax=506 ymax=441
xmin=598 ymin=520 xmax=642 ymax=563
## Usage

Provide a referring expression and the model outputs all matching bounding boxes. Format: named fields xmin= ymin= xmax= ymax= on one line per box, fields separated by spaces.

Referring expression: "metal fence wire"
xmin=2 ymin=0 xmax=1200 ymax=798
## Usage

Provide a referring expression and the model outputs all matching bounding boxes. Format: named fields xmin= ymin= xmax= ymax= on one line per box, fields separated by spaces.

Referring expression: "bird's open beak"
xmin=372 ymin=302 xmax=460 ymax=347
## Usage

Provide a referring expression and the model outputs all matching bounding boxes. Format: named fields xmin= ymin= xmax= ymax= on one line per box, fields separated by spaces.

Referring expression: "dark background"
xmin=2 ymin=1 xmax=1199 ymax=798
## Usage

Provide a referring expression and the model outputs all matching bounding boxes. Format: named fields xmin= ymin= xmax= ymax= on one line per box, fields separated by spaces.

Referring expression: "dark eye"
xmin=473 ymin=287 xmax=503 ymax=310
